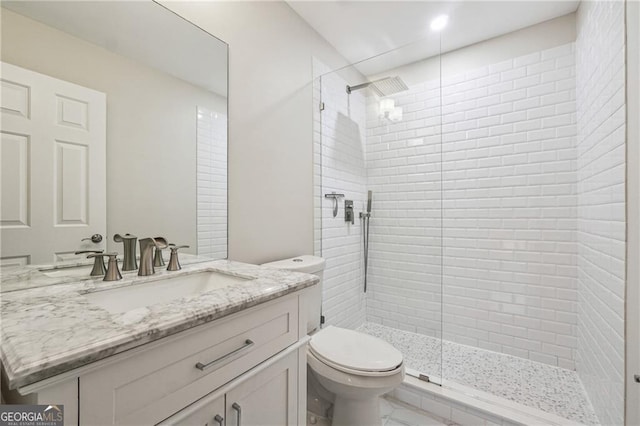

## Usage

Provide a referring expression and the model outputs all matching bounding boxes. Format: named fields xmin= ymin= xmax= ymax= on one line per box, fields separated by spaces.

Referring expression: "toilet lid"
xmin=309 ymin=326 xmax=403 ymax=372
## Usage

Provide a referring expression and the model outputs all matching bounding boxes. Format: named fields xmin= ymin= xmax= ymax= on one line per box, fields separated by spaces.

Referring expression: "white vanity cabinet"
xmin=161 ymin=350 xmax=299 ymax=426
xmin=4 ymin=290 xmax=309 ymax=426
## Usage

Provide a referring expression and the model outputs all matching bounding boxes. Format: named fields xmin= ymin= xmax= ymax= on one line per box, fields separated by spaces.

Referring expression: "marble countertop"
xmin=0 ymin=260 xmax=318 ymax=389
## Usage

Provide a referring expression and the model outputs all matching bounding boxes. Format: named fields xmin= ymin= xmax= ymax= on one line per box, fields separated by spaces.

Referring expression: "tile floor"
xmin=307 ymin=396 xmax=452 ymax=426
xmin=358 ymin=323 xmax=599 ymax=425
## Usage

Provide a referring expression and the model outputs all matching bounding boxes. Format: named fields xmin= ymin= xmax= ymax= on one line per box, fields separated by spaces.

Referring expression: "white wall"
xmin=575 ymin=1 xmax=626 ymax=425
xmin=162 ymin=1 xmax=355 ymax=264
xmin=1 ymin=9 xmax=226 ymax=254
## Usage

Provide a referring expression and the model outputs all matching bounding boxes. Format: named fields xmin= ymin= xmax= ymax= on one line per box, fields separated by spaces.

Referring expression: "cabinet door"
xmin=158 ymin=395 xmax=224 ymax=426
xmin=225 ymin=351 xmax=298 ymax=426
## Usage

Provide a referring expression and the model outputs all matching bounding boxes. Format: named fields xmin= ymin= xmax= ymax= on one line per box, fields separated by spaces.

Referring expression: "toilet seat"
xmin=307 ymin=347 xmax=404 ymax=389
xmin=309 ymin=326 xmax=403 ymax=376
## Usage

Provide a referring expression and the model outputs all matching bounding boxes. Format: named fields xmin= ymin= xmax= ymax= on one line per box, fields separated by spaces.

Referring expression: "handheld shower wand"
xmin=361 ymin=191 xmax=372 ymax=292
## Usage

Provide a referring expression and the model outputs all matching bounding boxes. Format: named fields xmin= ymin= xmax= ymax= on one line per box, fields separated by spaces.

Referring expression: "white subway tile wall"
xmin=365 ymin=79 xmax=444 ymax=338
xmin=366 ymin=43 xmax=580 ymax=369
xmin=576 ymin=1 xmax=626 ymax=424
xmin=313 ymin=59 xmax=325 ymax=258
xmin=197 ymin=107 xmax=228 ymax=259
xmin=441 ymin=44 xmax=578 ymax=368
xmin=315 ymin=67 xmax=368 ymax=330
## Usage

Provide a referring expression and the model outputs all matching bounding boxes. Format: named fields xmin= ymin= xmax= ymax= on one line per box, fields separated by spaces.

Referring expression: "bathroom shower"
xmin=360 ymin=190 xmax=372 ymax=292
xmin=315 ymin=1 xmax=630 ymax=422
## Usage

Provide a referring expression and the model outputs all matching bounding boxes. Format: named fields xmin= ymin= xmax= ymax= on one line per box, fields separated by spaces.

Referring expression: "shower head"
xmin=346 ymin=76 xmax=408 ymax=97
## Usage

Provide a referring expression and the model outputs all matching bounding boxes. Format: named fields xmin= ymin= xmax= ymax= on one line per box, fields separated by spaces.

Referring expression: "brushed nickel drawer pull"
xmin=232 ymin=403 xmax=242 ymax=426
xmin=195 ymin=339 xmax=255 ymax=371
xmin=213 ymin=414 xmax=224 ymax=425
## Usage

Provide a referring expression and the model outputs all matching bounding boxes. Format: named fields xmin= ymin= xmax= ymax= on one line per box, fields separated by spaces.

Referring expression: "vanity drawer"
xmin=79 ymin=294 xmax=300 ymax=425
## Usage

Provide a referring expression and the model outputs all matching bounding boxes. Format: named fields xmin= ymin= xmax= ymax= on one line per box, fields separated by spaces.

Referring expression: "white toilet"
xmin=262 ymin=255 xmax=404 ymax=426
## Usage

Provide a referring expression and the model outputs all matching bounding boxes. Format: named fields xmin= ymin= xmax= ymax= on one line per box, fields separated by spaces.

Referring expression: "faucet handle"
xmin=78 ymin=250 xmax=106 ymax=276
xmin=87 ymin=252 xmax=122 ymax=281
xmin=167 ymin=245 xmax=189 ymax=271
xmin=87 ymin=252 xmax=118 ymax=258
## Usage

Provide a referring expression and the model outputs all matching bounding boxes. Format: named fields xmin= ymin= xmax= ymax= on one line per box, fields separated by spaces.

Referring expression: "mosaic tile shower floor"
xmin=357 ymin=323 xmax=599 ymax=425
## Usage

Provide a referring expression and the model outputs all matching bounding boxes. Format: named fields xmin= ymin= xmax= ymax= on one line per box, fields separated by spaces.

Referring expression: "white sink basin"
xmin=84 ymin=270 xmax=255 ymax=314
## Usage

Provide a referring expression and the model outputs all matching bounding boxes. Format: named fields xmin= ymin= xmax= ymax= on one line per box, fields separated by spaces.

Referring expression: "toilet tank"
xmin=261 ymin=255 xmax=325 ymax=334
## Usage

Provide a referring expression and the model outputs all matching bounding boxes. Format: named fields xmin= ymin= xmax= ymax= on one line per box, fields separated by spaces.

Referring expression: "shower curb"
xmin=390 ymin=375 xmax=590 ymax=426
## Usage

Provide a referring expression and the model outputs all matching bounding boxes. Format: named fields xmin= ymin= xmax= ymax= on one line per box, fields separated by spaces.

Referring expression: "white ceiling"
xmin=2 ymin=1 xmax=228 ymax=97
xmin=288 ymin=1 xmax=580 ymax=76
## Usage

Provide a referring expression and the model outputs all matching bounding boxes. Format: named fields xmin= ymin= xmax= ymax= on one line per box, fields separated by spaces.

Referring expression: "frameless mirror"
xmin=0 ymin=1 xmax=228 ymax=267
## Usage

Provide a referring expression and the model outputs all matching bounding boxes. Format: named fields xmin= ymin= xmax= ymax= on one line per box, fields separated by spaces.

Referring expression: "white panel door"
xmin=0 ymin=62 xmax=106 ymax=265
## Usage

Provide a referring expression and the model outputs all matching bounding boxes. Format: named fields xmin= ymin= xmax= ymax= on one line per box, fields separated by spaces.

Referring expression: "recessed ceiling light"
xmin=430 ymin=14 xmax=449 ymax=32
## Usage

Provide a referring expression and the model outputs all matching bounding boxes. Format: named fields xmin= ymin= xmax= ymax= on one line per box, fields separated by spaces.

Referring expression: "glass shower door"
xmin=312 ymin=31 xmax=444 ymax=384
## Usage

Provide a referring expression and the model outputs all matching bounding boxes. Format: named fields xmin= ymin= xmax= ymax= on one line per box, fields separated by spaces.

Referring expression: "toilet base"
xmin=332 ymin=397 xmax=381 ymax=426
xmin=307 ymin=365 xmax=334 ymax=419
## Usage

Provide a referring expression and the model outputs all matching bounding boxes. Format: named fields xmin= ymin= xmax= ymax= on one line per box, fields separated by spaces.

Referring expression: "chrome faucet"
xmin=138 ymin=237 xmax=168 ymax=276
xmin=113 ymin=233 xmax=137 ymax=271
